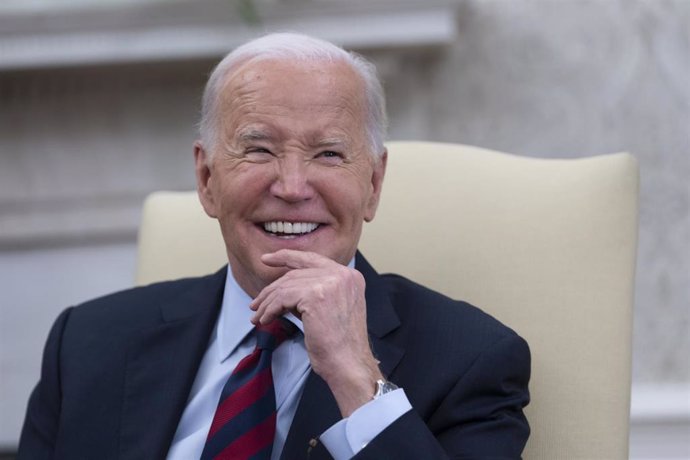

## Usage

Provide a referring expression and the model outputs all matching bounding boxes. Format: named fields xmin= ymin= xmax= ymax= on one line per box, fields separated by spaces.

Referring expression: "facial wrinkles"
xmin=201 ymin=59 xmax=383 ymax=297
xmin=219 ymin=60 xmax=368 ymax=152
xmin=215 ymin=58 xmax=375 ymax=201
xmin=224 ymin=117 xmax=369 ymax=175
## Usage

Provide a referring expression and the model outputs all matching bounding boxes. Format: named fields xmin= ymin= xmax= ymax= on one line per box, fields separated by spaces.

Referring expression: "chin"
xmin=253 ymin=264 xmax=291 ymax=289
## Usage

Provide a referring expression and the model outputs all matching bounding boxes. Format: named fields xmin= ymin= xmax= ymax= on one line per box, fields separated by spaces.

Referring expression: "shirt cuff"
xmin=320 ymin=388 xmax=412 ymax=460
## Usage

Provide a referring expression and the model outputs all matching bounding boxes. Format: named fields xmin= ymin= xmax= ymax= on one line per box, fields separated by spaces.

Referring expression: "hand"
xmin=250 ymin=249 xmax=384 ymax=416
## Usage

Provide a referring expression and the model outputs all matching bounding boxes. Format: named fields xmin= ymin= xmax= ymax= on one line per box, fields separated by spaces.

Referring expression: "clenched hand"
xmin=250 ymin=249 xmax=384 ymax=417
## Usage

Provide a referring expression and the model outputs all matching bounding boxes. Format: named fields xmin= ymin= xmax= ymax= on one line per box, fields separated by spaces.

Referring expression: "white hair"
xmin=198 ymin=32 xmax=388 ymax=160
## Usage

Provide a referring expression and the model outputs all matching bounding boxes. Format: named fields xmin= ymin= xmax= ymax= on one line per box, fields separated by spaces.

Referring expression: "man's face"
xmin=195 ymin=58 xmax=386 ymax=297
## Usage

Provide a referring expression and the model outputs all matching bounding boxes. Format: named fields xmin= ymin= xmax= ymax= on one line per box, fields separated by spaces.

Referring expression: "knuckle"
xmin=313 ymin=283 xmax=327 ymax=300
xmin=344 ymin=267 xmax=364 ymax=285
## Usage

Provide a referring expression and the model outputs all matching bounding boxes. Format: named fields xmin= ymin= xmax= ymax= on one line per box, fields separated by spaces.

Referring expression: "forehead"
xmin=225 ymin=57 xmax=364 ymax=100
xmin=218 ymin=58 xmax=368 ymax=140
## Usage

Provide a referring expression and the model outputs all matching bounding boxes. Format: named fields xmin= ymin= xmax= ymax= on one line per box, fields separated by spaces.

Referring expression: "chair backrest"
xmin=137 ymin=141 xmax=639 ymax=459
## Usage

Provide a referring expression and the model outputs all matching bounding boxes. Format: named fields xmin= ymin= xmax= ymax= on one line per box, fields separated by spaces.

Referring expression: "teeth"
xmin=263 ymin=221 xmax=319 ymax=235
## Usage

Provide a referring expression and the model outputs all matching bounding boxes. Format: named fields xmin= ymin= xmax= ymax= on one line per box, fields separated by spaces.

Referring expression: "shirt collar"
xmin=216 ymin=257 xmax=355 ymax=363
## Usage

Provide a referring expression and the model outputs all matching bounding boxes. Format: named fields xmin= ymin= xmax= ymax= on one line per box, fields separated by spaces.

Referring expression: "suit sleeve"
xmin=353 ymin=333 xmax=531 ymax=460
xmin=17 ymin=307 xmax=73 ymax=460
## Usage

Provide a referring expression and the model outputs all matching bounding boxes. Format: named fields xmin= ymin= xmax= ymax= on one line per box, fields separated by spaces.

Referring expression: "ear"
xmin=364 ymin=148 xmax=387 ymax=222
xmin=194 ymin=141 xmax=218 ymax=218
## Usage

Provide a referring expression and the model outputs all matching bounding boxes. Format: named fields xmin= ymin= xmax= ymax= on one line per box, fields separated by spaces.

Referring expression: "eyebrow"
xmin=235 ymin=128 xmax=350 ymax=149
xmin=236 ymin=128 xmax=275 ymax=143
xmin=313 ymin=137 xmax=350 ymax=148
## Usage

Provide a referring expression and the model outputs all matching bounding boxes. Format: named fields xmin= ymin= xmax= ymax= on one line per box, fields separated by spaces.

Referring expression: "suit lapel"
xmin=281 ymin=253 xmax=405 ymax=459
xmin=119 ymin=267 xmax=227 ymax=460
xmin=280 ymin=372 xmax=341 ymax=459
xmin=358 ymin=253 xmax=405 ymax=379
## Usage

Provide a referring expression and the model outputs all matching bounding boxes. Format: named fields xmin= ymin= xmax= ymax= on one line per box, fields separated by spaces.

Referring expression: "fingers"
xmin=251 ymin=250 xmax=358 ymax=326
xmin=250 ymin=269 xmax=320 ymax=324
xmin=250 ymin=268 xmax=321 ymax=310
xmin=251 ymin=285 xmax=300 ymax=325
xmin=261 ymin=249 xmax=334 ymax=270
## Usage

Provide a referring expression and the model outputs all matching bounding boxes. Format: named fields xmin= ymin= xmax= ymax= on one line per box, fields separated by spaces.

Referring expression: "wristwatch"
xmin=372 ymin=379 xmax=399 ymax=400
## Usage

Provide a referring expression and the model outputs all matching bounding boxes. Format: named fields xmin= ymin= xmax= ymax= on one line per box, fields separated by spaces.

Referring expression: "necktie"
xmin=201 ymin=319 xmax=297 ymax=460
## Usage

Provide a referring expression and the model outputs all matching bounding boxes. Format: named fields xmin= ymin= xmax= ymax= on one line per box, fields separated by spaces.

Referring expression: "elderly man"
xmin=19 ymin=33 xmax=530 ymax=459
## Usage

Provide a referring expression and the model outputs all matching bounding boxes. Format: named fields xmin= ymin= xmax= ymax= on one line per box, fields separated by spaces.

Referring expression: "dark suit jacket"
xmin=18 ymin=253 xmax=530 ymax=459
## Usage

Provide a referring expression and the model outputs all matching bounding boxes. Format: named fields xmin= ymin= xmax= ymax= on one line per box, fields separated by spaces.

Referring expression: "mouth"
xmin=261 ymin=220 xmax=321 ymax=239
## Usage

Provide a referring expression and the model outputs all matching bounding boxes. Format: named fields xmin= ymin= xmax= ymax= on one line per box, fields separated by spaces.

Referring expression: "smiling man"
xmin=19 ymin=33 xmax=530 ymax=460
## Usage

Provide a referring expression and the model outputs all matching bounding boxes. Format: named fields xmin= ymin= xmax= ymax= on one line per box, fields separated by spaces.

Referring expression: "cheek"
xmin=317 ymin=176 xmax=372 ymax=220
xmin=218 ymin=166 xmax=272 ymax=208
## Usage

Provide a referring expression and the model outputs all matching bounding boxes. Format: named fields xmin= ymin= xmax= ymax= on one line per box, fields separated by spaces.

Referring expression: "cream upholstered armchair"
xmin=137 ymin=141 xmax=639 ymax=459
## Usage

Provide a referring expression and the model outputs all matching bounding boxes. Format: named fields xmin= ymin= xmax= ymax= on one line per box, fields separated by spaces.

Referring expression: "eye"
xmin=247 ymin=147 xmax=271 ymax=154
xmin=316 ymin=150 xmax=344 ymax=164
xmin=245 ymin=147 xmax=274 ymax=161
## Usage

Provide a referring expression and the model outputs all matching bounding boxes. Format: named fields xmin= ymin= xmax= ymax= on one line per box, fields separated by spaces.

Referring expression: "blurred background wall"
xmin=1 ymin=0 xmax=688 ymax=457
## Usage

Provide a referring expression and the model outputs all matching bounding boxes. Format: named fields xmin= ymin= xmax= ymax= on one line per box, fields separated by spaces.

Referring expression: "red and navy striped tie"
xmin=201 ymin=319 xmax=297 ymax=460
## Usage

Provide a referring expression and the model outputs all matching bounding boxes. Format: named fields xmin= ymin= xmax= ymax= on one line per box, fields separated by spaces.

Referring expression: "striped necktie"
xmin=201 ymin=318 xmax=297 ymax=460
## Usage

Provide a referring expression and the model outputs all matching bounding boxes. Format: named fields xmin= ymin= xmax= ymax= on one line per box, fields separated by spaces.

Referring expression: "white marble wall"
xmin=0 ymin=63 xmax=204 ymax=245
xmin=1 ymin=0 xmax=688 ymax=453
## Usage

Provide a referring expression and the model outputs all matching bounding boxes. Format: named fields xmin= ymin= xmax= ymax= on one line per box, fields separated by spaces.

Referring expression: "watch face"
xmin=382 ymin=381 xmax=396 ymax=392
xmin=375 ymin=379 xmax=399 ymax=398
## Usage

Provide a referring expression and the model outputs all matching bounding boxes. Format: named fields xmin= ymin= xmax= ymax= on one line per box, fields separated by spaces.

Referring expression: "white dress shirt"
xmin=167 ymin=261 xmax=411 ymax=460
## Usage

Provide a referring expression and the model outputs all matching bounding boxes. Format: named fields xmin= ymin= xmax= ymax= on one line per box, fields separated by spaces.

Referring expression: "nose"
xmin=270 ymin=155 xmax=315 ymax=202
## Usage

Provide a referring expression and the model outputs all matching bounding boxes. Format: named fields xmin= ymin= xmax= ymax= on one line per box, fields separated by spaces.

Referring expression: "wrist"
xmin=324 ymin=357 xmax=384 ymax=417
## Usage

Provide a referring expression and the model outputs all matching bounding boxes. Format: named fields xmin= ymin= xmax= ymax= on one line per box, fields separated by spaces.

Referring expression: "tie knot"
xmin=255 ymin=318 xmax=297 ymax=351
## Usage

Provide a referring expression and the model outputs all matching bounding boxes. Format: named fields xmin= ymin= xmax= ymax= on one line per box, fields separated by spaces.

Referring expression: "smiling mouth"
xmin=262 ymin=221 xmax=321 ymax=239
